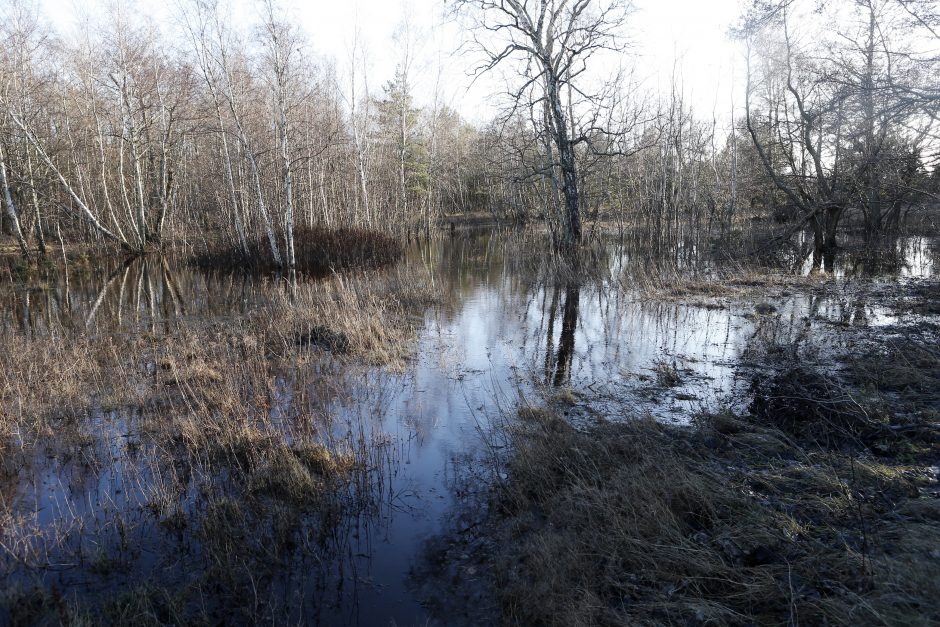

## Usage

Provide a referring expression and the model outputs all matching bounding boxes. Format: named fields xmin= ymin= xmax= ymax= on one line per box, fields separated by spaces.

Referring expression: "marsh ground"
xmin=0 ymin=231 xmax=937 ymax=625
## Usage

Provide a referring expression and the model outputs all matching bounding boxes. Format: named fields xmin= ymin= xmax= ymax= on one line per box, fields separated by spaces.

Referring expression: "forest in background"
xmin=1 ymin=2 xmax=940 ymax=624
xmin=0 ymin=0 xmax=939 ymax=266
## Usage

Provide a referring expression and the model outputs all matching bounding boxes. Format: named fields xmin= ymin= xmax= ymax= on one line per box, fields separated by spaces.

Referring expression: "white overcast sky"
xmin=39 ymin=0 xmax=747 ymax=125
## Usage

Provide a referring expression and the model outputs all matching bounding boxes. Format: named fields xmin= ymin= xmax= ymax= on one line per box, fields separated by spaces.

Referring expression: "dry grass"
xmin=642 ymin=269 xmax=834 ymax=302
xmin=0 ymin=263 xmax=436 ymax=623
xmin=652 ymin=359 xmax=682 ymax=387
xmin=486 ymin=401 xmax=939 ymax=626
xmin=0 ymin=266 xmax=430 ymax=438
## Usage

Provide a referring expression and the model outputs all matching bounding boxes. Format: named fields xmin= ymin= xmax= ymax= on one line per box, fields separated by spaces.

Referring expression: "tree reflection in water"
xmin=543 ymin=282 xmax=580 ymax=387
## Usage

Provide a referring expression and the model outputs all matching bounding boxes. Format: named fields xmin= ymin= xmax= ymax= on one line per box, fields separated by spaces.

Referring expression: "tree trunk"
xmin=824 ymin=207 xmax=841 ymax=253
xmin=0 ymin=142 xmax=30 ymax=258
xmin=810 ymin=217 xmax=824 ymax=271
xmin=117 ymin=74 xmax=149 ymax=248
xmin=546 ymin=77 xmax=581 ymax=248
xmin=25 ymin=148 xmax=46 ymax=258
xmin=247 ymin=149 xmax=282 ymax=267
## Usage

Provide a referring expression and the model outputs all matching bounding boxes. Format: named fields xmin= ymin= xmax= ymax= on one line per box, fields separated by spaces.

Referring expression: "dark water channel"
xmin=0 ymin=231 xmax=936 ymax=624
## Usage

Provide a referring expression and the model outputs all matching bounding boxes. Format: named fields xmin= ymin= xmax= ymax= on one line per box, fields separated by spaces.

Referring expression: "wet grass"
xmin=482 ymin=402 xmax=937 ymax=624
xmin=0 ymin=266 xmax=436 ymax=623
xmin=440 ymin=279 xmax=940 ymax=626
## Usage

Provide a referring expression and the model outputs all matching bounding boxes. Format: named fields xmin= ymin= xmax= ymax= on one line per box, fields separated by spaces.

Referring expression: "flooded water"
xmin=0 ymin=231 xmax=937 ymax=624
xmin=790 ymin=233 xmax=938 ymax=278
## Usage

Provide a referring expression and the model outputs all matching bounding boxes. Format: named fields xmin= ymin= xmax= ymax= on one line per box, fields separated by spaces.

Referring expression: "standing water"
xmin=0 ymin=231 xmax=936 ymax=624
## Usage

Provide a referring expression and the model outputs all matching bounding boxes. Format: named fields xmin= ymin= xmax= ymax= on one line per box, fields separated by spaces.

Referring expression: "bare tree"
xmin=259 ymin=0 xmax=302 ymax=268
xmin=452 ymin=0 xmax=632 ymax=248
xmin=739 ymin=0 xmax=935 ymax=263
xmin=343 ymin=26 xmax=374 ymax=227
xmin=181 ymin=0 xmax=250 ymax=256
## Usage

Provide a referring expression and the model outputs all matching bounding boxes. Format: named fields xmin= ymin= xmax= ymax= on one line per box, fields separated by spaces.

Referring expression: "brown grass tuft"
xmin=482 ymin=399 xmax=939 ymax=626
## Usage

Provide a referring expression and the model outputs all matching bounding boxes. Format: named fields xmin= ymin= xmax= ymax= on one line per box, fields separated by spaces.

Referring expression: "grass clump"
xmin=484 ymin=407 xmax=939 ymax=626
xmin=652 ymin=359 xmax=682 ymax=388
xmin=494 ymin=414 xmax=786 ymax=626
xmin=247 ymin=442 xmax=356 ymax=505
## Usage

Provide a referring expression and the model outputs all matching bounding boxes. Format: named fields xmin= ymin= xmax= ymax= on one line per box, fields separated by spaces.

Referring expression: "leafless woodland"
xmin=0 ymin=0 xmax=937 ymax=265
xmin=2 ymin=1 xmax=940 ymax=624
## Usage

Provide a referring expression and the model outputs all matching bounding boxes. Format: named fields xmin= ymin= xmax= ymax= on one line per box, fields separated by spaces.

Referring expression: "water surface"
xmin=1 ymin=232 xmax=936 ymax=624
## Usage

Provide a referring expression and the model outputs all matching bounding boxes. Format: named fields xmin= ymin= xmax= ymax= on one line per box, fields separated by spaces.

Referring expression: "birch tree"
xmin=259 ymin=0 xmax=302 ymax=268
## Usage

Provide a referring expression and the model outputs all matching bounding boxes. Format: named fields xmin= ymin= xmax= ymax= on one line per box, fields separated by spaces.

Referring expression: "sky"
xmin=38 ymin=0 xmax=748 ymax=125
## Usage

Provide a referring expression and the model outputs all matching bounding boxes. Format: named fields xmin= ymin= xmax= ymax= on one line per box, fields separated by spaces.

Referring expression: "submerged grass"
xmin=0 ymin=263 xmax=436 ymax=623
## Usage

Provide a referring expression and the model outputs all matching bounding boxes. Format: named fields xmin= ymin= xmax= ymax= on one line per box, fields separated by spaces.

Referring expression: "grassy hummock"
xmin=485 ymin=397 xmax=938 ymax=625
xmin=443 ymin=285 xmax=940 ymax=626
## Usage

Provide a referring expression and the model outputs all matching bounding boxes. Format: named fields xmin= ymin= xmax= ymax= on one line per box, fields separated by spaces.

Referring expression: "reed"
xmin=0 ymin=263 xmax=436 ymax=623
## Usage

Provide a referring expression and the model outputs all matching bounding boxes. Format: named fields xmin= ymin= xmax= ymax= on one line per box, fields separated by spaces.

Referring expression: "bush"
xmin=191 ymin=226 xmax=403 ymax=276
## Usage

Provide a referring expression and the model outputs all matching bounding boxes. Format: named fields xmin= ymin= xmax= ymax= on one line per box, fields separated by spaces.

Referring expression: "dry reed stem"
xmin=0 ymin=265 xmax=437 ymax=622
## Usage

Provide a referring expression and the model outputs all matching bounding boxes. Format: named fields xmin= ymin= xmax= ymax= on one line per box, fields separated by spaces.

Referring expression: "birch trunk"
xmin=0 ymin=141 xmax=30 ymax=258
xmin=10 ymin=111 xmax=132 ymax=250
xmin=24 ymin=147 xmax=46 ymax=257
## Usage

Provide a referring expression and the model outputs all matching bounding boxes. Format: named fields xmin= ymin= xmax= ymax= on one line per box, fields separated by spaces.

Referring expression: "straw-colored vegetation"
xmin=475 ymin=327 xmax=940 ymax=626
xmin=490 ymin=412 xmax=937 ymax=624
xmin=0 ymin=266 xmax=437 ymax=622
